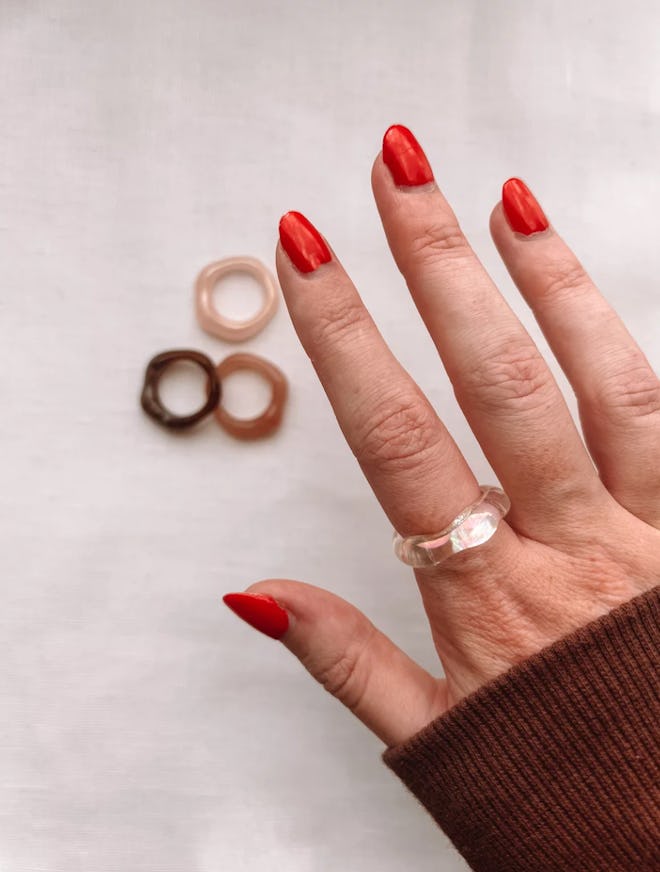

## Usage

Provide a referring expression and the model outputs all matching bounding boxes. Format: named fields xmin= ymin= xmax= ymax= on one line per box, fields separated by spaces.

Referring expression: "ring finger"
xmin=276 ymin=210 xmax=516 ymax=556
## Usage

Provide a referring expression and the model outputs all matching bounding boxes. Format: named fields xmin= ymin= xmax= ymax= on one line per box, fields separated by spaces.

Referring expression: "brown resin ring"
xmin=214 ymin=353 xmax=288 ymax=439
xmin=141 ymin=350 xmax=221 ymax=430
xmin=194 ymin=256 xmax=279 ymax=342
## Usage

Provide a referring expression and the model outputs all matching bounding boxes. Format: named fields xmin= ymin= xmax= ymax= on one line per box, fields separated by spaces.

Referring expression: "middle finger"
xmin=373 ymin=126 xmax=602 ymax=538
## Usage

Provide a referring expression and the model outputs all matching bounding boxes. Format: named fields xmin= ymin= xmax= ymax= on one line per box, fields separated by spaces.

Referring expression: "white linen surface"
xmin=2 ymin=2 xmax=659 ymax=869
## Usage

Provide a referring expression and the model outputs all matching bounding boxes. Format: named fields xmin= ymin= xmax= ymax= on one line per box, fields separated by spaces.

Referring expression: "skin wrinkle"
xmin=404 ymin=221 xmax=470 ymax=270
xmin=457 ymin=343 xmax=558 ymax=415
xmin=592 ymin=363 xmax=660 ymax=419
xmin=305 ymin=296 xmax=373 ymax=361
xmin=352 ymin=397 xmax=443 ymax=472
xmin=532 ymin=260 xmax=593 ymax=306
xmin=315 ymin=622 xmax=378 ymax=710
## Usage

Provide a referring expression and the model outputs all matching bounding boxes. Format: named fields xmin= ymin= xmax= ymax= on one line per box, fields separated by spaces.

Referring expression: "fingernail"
xmin=502 ymin=178 xmax=549 ymax=236
xmin=279 ymin=211 xmax=332 ymax=274
xmin=223 ymin=592 xmax=289 ymax=640
xmin=382 ymin=124 xmax=434 ymax=187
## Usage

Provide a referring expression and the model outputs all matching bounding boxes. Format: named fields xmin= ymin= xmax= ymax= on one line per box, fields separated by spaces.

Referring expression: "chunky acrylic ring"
xmin=393 ymin=485 xmax=511 ymax=567
xmin=140 ymin=349 xmax=221 ymax=430
xmin=194 ymin=256 xmax=279 ymax=342
xmin=214 ymin=353 xmax=288 ymax=440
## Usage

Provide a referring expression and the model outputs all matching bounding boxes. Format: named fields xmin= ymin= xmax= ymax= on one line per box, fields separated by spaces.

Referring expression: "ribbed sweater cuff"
xmin=383 ymin=586 xmax=660 ymax=872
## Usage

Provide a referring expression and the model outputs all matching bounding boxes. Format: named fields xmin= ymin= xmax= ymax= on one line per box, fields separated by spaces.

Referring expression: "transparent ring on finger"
xmin=393 ymin=485 xmax=511 ymax=567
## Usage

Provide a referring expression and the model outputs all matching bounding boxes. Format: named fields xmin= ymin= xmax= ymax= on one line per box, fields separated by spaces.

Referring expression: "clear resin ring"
xmin=393 ymin=485 xmax=511 ymax=568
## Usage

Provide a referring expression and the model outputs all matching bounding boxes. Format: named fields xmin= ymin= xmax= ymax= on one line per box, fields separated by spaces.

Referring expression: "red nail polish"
xmin=279 ymin=211 xmax=331 ymax=273
xmin=382 ymin=124 xmax=434 ymax=187
xmin=502 ymin=178 xmax=549 ymax=236
xmin=223 ymin=592 xmax=289 ymax=640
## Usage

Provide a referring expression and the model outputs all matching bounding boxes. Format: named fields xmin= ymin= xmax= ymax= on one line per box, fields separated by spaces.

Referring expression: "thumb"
xmin=223 ymin=579 xmax=446 ymax=747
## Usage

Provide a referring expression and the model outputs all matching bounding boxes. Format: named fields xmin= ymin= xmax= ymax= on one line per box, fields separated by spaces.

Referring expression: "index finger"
xmin=276 ymin=210 xmax=480 ymax=538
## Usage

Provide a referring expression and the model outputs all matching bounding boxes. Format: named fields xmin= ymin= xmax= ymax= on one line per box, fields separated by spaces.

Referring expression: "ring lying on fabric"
xmin=393 ymin=486 xmax=511 ymax=567
xmin=140 ymin=350 xmax=221 ymax=430
xmin=140 ymin=350 xmax=287 ymax=438
xmin=215 ymin=353 xmax=288 ymax=440
xmin=195 ymin=256 xmax=279 ymax=342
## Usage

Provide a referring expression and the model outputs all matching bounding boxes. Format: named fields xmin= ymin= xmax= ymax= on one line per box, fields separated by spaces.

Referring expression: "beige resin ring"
xmin=214 ymin=353 xmax=288 ymax=440
xmin=194 ymin=256 xmax=278 ymax=342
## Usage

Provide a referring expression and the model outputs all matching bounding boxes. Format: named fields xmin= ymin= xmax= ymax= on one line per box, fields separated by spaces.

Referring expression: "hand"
xmin=224 ymin=125 xmax=660 ymax=748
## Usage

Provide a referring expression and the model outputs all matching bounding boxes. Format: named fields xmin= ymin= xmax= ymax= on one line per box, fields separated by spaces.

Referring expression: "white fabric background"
xmin=2 ymin=1 xmax=659 ymax=869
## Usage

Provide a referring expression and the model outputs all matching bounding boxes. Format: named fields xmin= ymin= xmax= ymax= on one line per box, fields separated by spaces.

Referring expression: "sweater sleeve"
xmin=382 ymin=585 xmax=660 ymax=872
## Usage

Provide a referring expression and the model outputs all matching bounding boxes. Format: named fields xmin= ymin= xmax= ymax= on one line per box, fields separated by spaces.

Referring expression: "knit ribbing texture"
xmin=383 ymin=586 xmax=660 ymax=871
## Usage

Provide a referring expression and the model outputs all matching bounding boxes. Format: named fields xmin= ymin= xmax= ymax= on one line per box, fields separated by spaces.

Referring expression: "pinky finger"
xmin=223 ymin=580 xmax=446 ymax=747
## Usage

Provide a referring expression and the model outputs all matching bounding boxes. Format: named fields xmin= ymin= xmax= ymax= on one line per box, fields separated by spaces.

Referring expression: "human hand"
xmin=223 ymin=125 xmax=660 ymax=748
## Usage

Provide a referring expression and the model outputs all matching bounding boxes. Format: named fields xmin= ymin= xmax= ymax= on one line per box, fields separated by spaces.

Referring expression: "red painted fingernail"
xmin=223 ymin=592 xmax=289 ymax=640
xmin=502 ymin=178 xmax=549 ymax=236
xmin=279 ymin=211 xmax=331 ymax=273
xmin=382 ymin=124 xmax=434 ymax=187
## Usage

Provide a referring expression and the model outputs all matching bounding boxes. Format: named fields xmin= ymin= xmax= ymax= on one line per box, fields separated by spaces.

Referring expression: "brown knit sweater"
xmin=383 ymin=586 xmax=660 ymax=871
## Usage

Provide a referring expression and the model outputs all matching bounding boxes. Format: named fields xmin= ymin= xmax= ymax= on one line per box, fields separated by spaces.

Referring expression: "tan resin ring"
xmin=214 ymin=353 xmax=288 ymax=439
xmin=194 ymin=256 xmax=279 ymax=342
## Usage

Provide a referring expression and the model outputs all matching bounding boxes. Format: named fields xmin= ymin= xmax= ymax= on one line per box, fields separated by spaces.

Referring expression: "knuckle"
xmin=539 ymin=260 xmax=591 ymax=305
xmin=591 ymin=359 xmax=660 ymax=420
xmin=462 ymin=339 xmax=554 ymax=413
xmin=315 ymin=626 xmax=375 ymax=711
xmin=403 ymin=221 xmax=469 ymax=270
xmin=307 ymin=296 xmax=368 ymax=355
xmin=355 ymin=397 xmax=441 ymax=473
